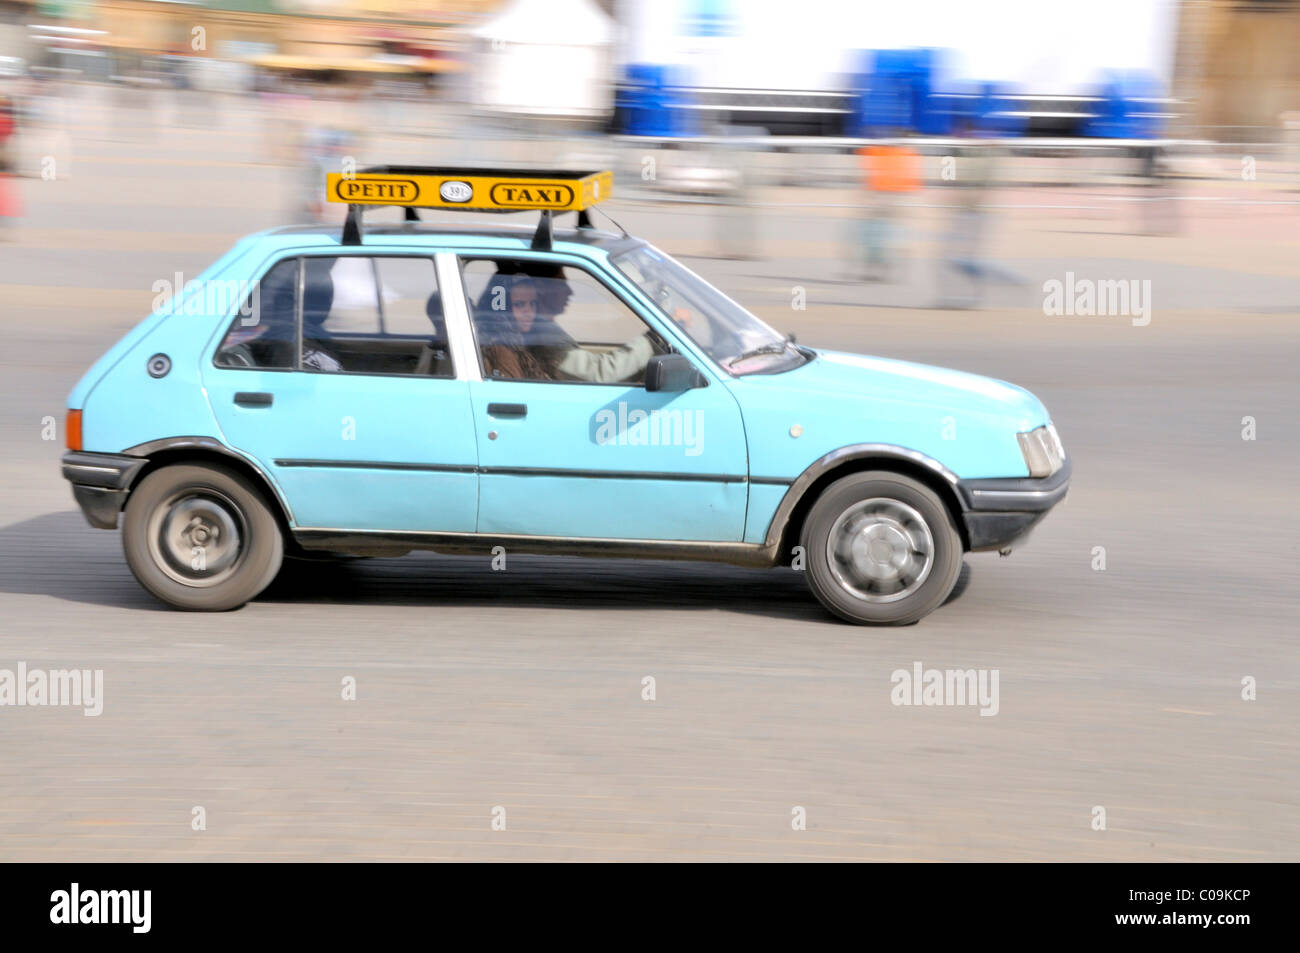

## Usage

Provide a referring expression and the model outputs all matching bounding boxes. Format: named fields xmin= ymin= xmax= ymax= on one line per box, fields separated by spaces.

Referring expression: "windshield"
xmin=610 ymin=244 xmax=806 ymax=374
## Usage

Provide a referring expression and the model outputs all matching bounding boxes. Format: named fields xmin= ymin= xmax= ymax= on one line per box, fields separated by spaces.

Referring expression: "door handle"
xmin=487 ymin=402 xmax=527 ymax=418
xmin=234 ymin=392 xmax=273 ymax=408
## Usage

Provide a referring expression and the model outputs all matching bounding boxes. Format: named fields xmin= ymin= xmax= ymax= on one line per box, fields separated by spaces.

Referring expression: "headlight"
xmin=1017 ymin=423 xmax=1065 ymax=478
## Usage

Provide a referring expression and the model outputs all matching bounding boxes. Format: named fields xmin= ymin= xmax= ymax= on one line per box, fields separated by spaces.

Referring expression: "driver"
xmin=480 ymin=275 xmax=557 ymax=381
xmin=529 ymin=265 xmax=658 ymax=384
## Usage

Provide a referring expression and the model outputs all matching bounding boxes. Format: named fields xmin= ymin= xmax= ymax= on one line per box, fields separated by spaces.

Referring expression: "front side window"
xmin=461 ymin=257 xmax=671 ymax=385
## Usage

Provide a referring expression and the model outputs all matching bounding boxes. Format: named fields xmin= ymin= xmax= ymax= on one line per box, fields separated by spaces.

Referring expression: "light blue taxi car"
xmin=60 ymin=167 xmax=1069 ymax=624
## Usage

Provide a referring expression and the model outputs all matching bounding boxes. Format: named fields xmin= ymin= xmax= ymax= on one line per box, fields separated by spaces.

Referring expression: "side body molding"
xmin=110 ymin=439 xmax=971 ymax=566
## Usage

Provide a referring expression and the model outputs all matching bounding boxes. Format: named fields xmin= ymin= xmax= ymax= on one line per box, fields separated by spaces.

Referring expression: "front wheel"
xmin=122 ymin=462 xmax=284 ymax=611
xmin=801 ymin=470 xmax=963 ymax=625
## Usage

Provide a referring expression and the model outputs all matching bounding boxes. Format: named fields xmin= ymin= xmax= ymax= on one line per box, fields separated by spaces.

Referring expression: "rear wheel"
xmin=121 ymin=463 xmax=284 ymax=611
xmin=801 ymin=470 xmax=963 ymax=625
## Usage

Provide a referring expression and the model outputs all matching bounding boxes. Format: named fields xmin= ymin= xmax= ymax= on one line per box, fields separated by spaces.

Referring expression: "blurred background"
xmin=1 ymin=1 xmax=1298 ymax=862
xmin=2 ymin=0 xmax=1299 ymax=274
xmin=3 ymin=0 xmax=1297 ymax=136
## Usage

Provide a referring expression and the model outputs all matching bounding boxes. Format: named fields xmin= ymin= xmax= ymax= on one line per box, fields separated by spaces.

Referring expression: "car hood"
xmin=749 ymin=349 xmax=1050 ymax=430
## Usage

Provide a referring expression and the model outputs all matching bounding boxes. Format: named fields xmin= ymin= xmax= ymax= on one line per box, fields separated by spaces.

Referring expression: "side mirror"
xmin=645 ymin=353 xmax=706 ymax=392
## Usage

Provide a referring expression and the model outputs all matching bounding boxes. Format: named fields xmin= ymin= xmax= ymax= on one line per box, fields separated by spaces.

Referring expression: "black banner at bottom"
xmin=0 ymin=862 xmax=1280 ymax=941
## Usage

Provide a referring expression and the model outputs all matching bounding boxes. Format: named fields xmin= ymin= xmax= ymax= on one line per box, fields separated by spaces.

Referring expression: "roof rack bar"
xmin=531 ymin=210 xmax=553 ymax=251
xmin=342 ymin=205 xmax=363 ymax=246
xmin=340 ymin=203 xmax=420 ymax=244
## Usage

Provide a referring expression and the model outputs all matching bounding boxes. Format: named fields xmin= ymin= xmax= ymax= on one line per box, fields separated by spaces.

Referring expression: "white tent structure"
xmin=471 ymin=0 xmax=616 ymax=120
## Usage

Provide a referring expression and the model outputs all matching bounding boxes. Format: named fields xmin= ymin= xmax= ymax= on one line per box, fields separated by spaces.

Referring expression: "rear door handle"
xmin=487 ymin=402 xmax=527 ymax=418
xmin=234 ymin=392 xmax=273 ymax=408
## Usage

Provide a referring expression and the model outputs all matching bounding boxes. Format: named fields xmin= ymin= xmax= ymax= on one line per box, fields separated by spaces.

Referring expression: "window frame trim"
xmin=435 ymin=251 xmax=481 ymax=383
xmin=294 ymin=255 xmax=304 ymax=370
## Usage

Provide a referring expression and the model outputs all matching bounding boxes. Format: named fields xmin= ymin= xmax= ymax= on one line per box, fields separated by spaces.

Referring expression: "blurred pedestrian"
xmin=1284 ymin=112 xmax=1300 ymax=193
xmin=711 ymin=124 xmax=762 ymax=260
xmin=0 ymin=94 xmax=20 ymax=238
xmin=294 ymin=81 xmax=360 ymax=223
xmin=934 ymin=121 xmax=1021 ymax=308
xmin=855 ymin=137 xmax=920 ymax=281
xmin=298 ymin=124 xmax=355 ymax=222
xmin=1136 ymin=143 xmax=1180 ymax=237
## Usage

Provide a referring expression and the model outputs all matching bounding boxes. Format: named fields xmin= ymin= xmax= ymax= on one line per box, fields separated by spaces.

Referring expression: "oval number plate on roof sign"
xmin=439 ymin=180 xmax=473 ymax=203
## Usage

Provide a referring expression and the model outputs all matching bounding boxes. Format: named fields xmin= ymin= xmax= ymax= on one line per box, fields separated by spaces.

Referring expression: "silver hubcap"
xmin=825 ymin=498 xmax=934 ymax=603
xmin=147 ymin=490 xmax=245 ymax=587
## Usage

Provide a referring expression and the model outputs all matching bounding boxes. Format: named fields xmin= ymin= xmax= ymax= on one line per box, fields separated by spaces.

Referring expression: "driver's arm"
xmin=554 ymin=333 xmax=655 ymax=383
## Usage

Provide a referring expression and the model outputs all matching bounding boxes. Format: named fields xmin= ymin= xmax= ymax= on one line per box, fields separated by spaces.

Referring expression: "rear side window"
xmin=301 ymin=256 xmax=451 ymax=377
xmin=377 ymin=257 xmax=444 ymax=337
xmin=213 ymin=255 xmax=452 ymax=378
xmin=213 ymin=258 xmax=298 ymax=369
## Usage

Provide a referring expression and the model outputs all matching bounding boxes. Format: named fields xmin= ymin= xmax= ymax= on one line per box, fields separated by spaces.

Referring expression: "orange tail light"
xmin=66 ymin=409 xmax=82 ymax=451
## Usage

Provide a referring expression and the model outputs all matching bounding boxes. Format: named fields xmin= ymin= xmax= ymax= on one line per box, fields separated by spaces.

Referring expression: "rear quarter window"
xmin=213 ymin=258 xmax=298 ymax=370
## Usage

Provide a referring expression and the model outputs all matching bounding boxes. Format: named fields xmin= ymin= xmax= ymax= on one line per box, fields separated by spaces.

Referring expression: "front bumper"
xmin=62 ymin=451 xmax=148 ymax=529
xmin=956 ymin=457 xmax=1071 ymax=552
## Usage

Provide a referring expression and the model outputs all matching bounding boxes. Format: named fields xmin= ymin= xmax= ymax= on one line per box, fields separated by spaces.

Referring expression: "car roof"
xmin=238 ymin=221 xmax=644 ymax=259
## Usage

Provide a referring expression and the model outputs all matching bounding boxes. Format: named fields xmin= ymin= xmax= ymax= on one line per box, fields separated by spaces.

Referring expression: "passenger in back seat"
xmin=301 ymin=258 xmax=343 ymax=372
xmin=413 ymin=290 xmax=450 ymax=376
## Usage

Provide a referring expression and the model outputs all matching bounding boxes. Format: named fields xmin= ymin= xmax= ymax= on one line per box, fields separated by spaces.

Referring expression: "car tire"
xmin=801 ymin=470 xmax=963 ymax=625
xmin=121 ymin=462 xmax=284 ymax=611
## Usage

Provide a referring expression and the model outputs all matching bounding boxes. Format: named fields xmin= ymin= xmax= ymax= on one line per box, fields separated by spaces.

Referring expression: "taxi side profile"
xmin=61 ymin=167 xmax=1069 ymax=625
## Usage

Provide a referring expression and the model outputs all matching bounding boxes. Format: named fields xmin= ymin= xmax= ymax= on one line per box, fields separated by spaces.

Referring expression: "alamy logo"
xmin=1042 ymin=272 xmax=1151 ymax=326
xmin=890 ymin=661 xmax=1000 ymax=716
xmin=152 ymin=272 xmax=259 ymax=321
xmin=0 ymin=662 xmax=103 ymax=716
xmin=594 ymin=402 xmax=704 ymax=457
xmin=50 ymin=883 xmax=151 ymax=933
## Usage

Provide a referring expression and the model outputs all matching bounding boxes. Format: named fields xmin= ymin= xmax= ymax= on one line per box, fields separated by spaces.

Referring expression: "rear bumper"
xmin=956 ymin=457 xmax=1071 ymax=552
xmin=61 ymin=451 xmax=147 ymax=529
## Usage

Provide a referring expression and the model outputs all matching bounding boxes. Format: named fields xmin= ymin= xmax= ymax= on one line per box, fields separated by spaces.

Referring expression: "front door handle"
xmin=487 ymin=402 xmax=527 ymax=418
xmin=234 ymin=392 xmax=273 ymax=408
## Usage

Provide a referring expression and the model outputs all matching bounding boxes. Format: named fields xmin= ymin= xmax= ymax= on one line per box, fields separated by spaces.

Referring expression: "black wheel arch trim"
xmin=761 ymin=445 xmax=1071 ymax=557
xmin=119 ymin=436 xmax=297 ymax=526
xmin=760 ymin=443 xmax=964 ymax=552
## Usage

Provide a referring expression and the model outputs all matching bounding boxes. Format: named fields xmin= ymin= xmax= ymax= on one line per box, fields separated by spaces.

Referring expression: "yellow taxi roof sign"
xmin=326 ymin=166 xmax=613 ymax=212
